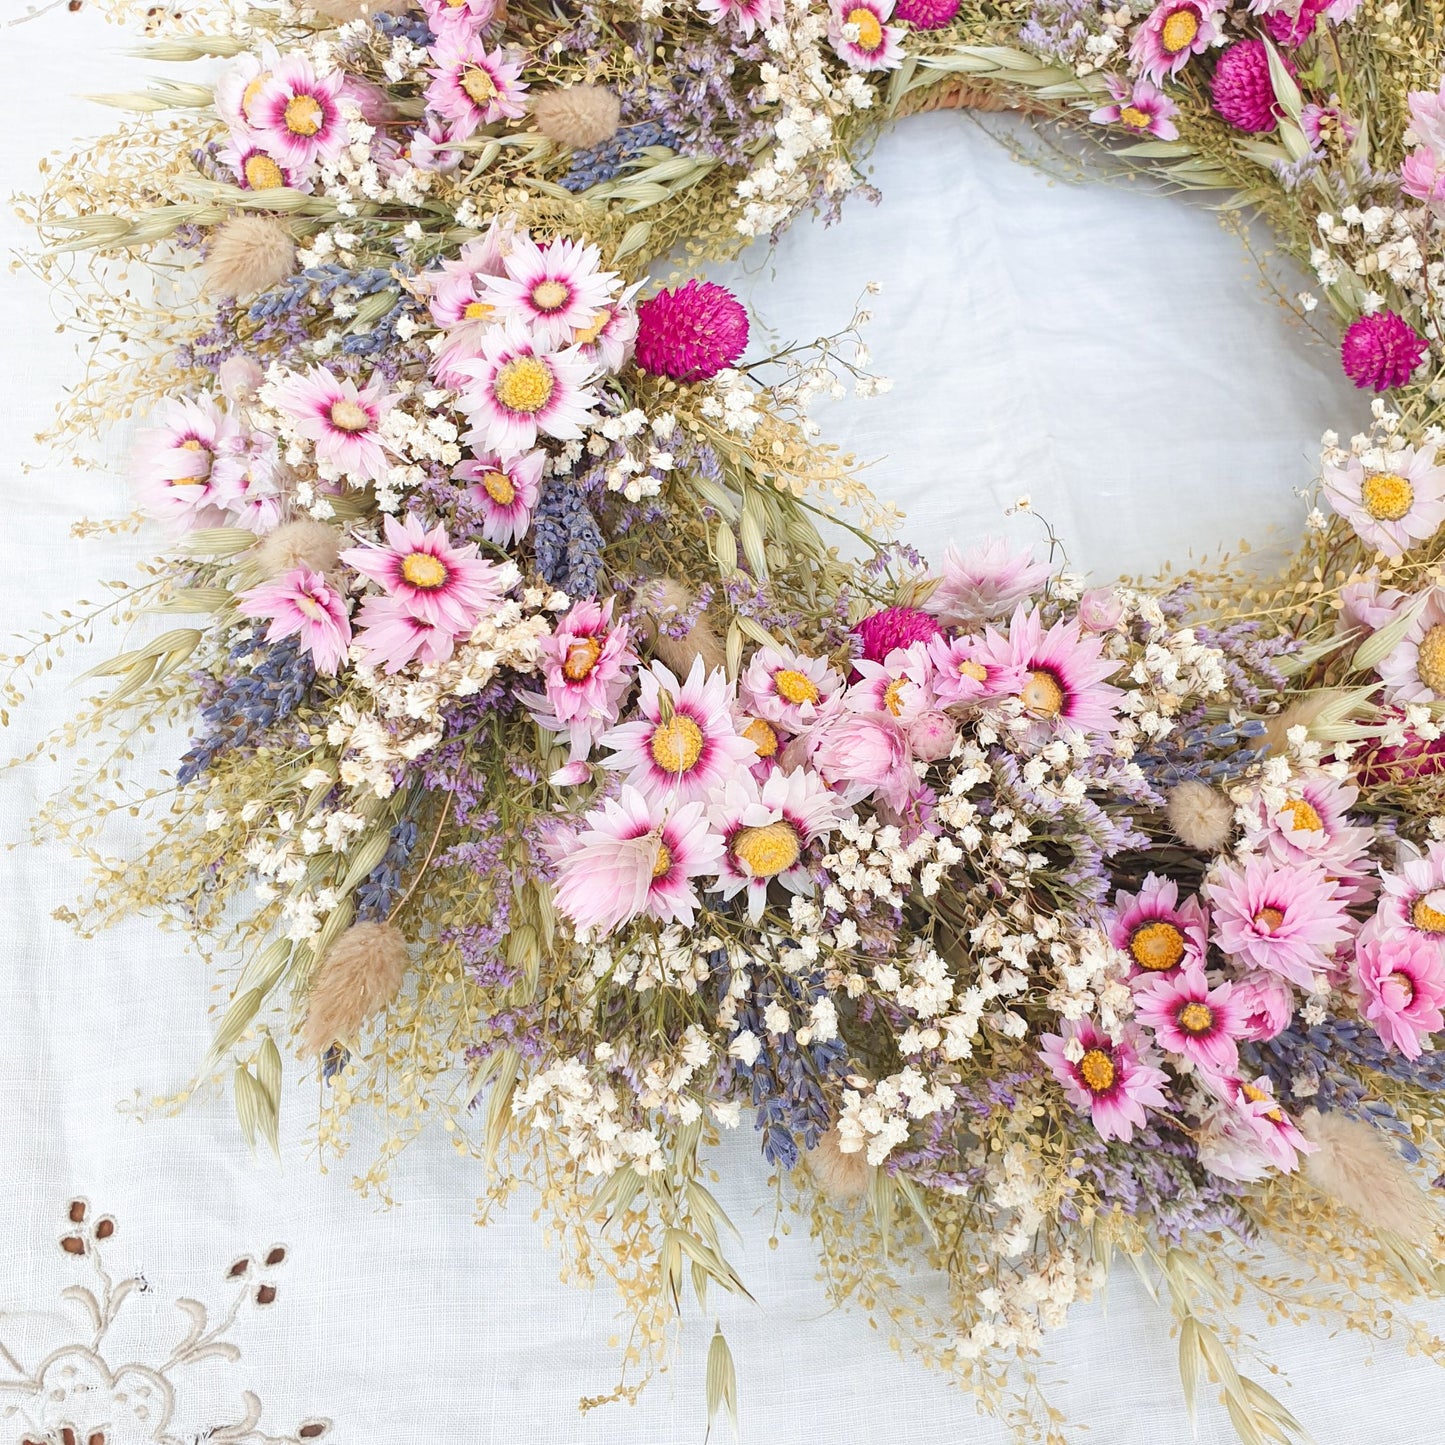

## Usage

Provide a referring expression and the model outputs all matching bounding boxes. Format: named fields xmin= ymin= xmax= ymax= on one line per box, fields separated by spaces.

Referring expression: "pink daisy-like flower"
xmin=1340 ymin=309 xmax=1429 ymax=392
xmin=634 ymin=281 xmax=750 ymax=383
xmin=1340 ymin=574 xmax=1408 ymax=634
xmin=1039 ymin=1018 xmax=1170 ymax=1144
xmin=571 ymin=293 xmax=640 ymax=375
xmin=213 ymin=45 xmax=279 ymax=137
xmin=271 ymin=367 xmax=395 ymax=485
xmin=407 ymin=114 xmax=470 ymax=174
xmin=453 ymin=321 xmax=600 ymax=455
xmin=1323 ymin=443 xmax=1445 ymax=559
xmin=1206 ymin=857 xmax=1353 ymax=987
xmin=341 ymin=512 xmax=507 ymax=633
xmin=1407 ymin=79 xmax=1445 ymax=151
xmin=1375 ymin=841 xmax=1445 ymax=951
xmin=1204 ymin=1073 xmax=1314 ymax=1173
xmin=211 ymin=428 xmax=283 ymax=534
xmin=1244 ymin=773 xmax=1375 ymax=891
xmin=852 ymin=606 xmax=940 ymax=667
xmin=1107 ymin=873 xmax=1210 ymax=979
xmin=845 ymin=644 xmax=936 ymax=723
xmin=924 ymin=633 xmax=1027 ymax=708
xmin=1402 ymin=145 xmax=1445 ymax=204
xmin=1089 ymin=74 xmax=1180 ymax=140
xmin=132 ymin=396 xmax=242 ymax=534
xmin=351 ymin=592 xmax=459 ymax=672
xmin=1377 ymin=588 xmax=1445 ymax=703
xmin=1134 ymin=966 xmax=1247 ymax=1076
xmin=709 ymin=767 xmax=848 ymax=922
xmin=985 ymin=605 xmax=1122 ymax=738
xmin=893 ymin=0 xmax=959 ymax=27
xmin=924 ymin=538 xmax=1052 ymax=627
xmin=697 ymin=0 xmax=786 ymax=40
xmin=424 ymin=33 xmax=527 ymax=137
xmin=1211 ymin=40 xmax=1294 ymax=133
xmin=600 ymin=658 xmax=757 ymax=805
xmin=551 ymin=787 xmax=724 ymax=933
xmin=1355 ymin=923 xmax=1445 ymax=1058
xmin=420 ymin=0 xmax=503 ymax=33
xmin=218 ymin=140 xmax=300 ymax=194
xmin=1233 ymin=970 xmax=1295 ymax=1041
xmin=249 ymin=53 xmax=349 ymax=175
xmin=736 ymin=713 xmax=787 ymax=779
xmin=236 ymin=567 xmax=352 ymax=676
xmin=806 ymin=709 xmax=919 ymax=813
xmin=453 ymin=448 xmax=545 ymax=546
xmin=521 ymin=597 xmax=638 ymax=763
xmin=1300 ymin=97 xmax=1356 ymax=153
xmin=828 ymin=0 xmax=905 ymax=69
xmin=740 ymin=647 xmax=843 ymax=731
xmin=480 ymin=234 xmax=619 ymax=351
xmin=1129 ymin=0 xmax=1221 ymax=84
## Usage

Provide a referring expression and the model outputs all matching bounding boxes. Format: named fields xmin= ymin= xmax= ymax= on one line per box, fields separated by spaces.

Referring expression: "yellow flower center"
xmin=1253 ymin=905 xmax=1286 ymax=934
xmin=742 ymin=716 xmax=779 ymax=759
xmin=574 ymin=307 xmax=611 ymax=346
xmin=846 ymin=5 xmax=883 ymax=49
xmin=1078 ymin=1048 xmax=1116 ymax=1095
xmin=283 ymin=93 xmax=324 ymax=137
xmin=1160 ymin=7 xmax=1199 ymax=52
xmin=1021 ymin=668 xmax=1065 ymax=719
xmin=1361 ymin=471 xmax=1414 ymax=522
xmin=462 ymin=66 xmax=498 ymax=106
xmin=241 ymin=74 xmax=270 ymax=119
xmin=774 ymin=668 xmax=820 ymax=706
xmin=1416 ymin=624 xmax=1445 ymax=695
xmin=882 ymin=678 xmax=907 ymax=716
xmin=1128 ymin=920 xmax=1186 ymax=972
xmin=328 ymin=399 xmax=371 ymax=434
xmin=649 ymin=714 xmax=705 ymax=775
xmin=732 ymin=820 xmax=803 ymax=879
xmin=1280 ymin=798 xmax=1324 ymax=832
xmin=1241 ymin=1079 xmax=1284 ymax=1122
xmin=1411 ymin=891 xmax=1445 ymax=934
xmin=400 ymin=553 xmax=449 ymax=590
xmin=493 ymin=357 xmax=555 ymax=415
xmin=1178 ymin=1001 xmax=1214 ymax=1036
xmin=480 ymin=469 xmax=516 ymax=505
xmin=1119 ymin=105 xmax=1151 ymax=129
xmin=244 ymin=154 xmax=286 ymax=190
xmin=530 ymin=279 xmax=571 ymax=313
xmin=463 ymin=299 xmax=494 ymax=321
xmin=957 ymin=658 xmax=988 ymax=683
xmin=651 ymin=841 xmax=672 ymax=879
xmin=562 ymin=636 xmax=603 ymax=681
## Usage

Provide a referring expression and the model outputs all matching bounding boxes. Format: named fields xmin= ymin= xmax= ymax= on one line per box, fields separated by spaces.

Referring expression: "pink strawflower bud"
xmin=1078 ymin=586 xmax=1124 ymax=632
xmin=906 ymin=709 xmax=956 ymax=761
xmin=852 ymin=605 xmax=939 ymax=665
xmin=1210 ymin=39 xmax=1293 ymax=133
xmin=634 ymin=280 xmax=750 ymax=382
xmin=894 ymin=0 xmax=958 ymax=27
xmin=1340 ymin=309 xmax=1428 ymax=391
xmin=1264 ymin=0 xmax=1328 ymax=46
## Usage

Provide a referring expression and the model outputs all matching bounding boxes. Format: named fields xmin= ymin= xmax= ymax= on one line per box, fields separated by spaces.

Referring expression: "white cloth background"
xmin=0 ymin=10 xmax=1440 ymax=1444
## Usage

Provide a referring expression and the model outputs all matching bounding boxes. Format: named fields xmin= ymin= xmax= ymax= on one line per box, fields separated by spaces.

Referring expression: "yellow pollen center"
xmin=243 ymin=154 xmax=285 ymax=190
xmin=178 ymin=438 xmax=206 ymax=451
xmin=1254 ymin=906 xmax=1286 ymax=934
xmin=400 ymin=553 xmax=449 ymax=590
xmin=1361 ymin=472 xmax=1414 ymax=521
xmin=530 ymin=279 xmax=571 ymax=313
xmin=463 ymin=300 xmax=494 ymax=321
xmin=649 ymin=714 xmax=705 ymax=775
xmin=774 ymin=668 xmax=821 ymax=706
xmin=1178 ymin=1001 xmax=1214 ymax=1035
xmin=328 ymin=399 xmax=371 ymax=433
xmin=1280 ymin=798 xmax=1324 ymax=832
xmin=241 ymin=74 xmax=270 ymax=120
xmin=742 ymin=717 xmax=779 ymax=759
xmin=957 ymin=658 xmax=988 ymax=683
xmin=1160 ymin=8 xmax=1199 ymax=52
xmin=1411 ymin=892 xmax=1445 ymax=934
xmin=732 ymin=820 xmax=803 ymax=879
xmin=1241 ymin=1080 xmax=1285 ymax=1122
xmin=652 ymin=841 xmax=672 ymax=879
xmin=573 ymin=308 xmax=611 ymax=346
xmin=462 ymin=66 xmax=497 ymax=105
xmin=493 ymin=357 xmax=555 ymax=415
xmin=1416 ymin=624 xmax=1445 ymax=695
xmin=563 ymin=636 xmax=602 ymax=681
xmin=1118 ymin=105 xmax=1152 ymax=129
xmin=1078 ymin=1048 xmax=1116 ymax=1095
xmin=481 ymin=469 xmax=516 ymax=505
xmin=846 ymin=6 xmax=883 ymax=49
xmin=1129 ymin=920 xmax=1186 ymax=972
xmin=283 ymin=93 xmax=324 ymax=137
xmin=1021 ymin=668 xmax=1065 ymax=719
xmin=882 ymin=678 xmax=908 ymax=716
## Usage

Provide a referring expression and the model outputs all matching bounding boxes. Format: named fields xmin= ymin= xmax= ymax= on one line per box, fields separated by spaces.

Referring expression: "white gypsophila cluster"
xmin=818 ymin=813 xmax=966 ymax=916
xmin=242 ymin=797 xmax=371 ymax=939
xmin=373 ymin=388 xmax=466 ymax=510
xmin=698 ymin=369 xmax=764 ymax=436
xmin=511 ymin=1058 xmax=667 ymax=1176
xmin=1321 ymin=401 xmax=1444 ymax=476
xmin=584 ymin=406 xmax=679 ymax=502
xmin=709 ymin=930 xmax=839 ymax=1051
xmin=583 ymin=924 xmax=715 ymax=992
xmin=1113 ymin=627 xmax=1230 ymax=744
xmin=1312 ymin=205 xmax=1445 ymax=315
xmin=835 ymin=1066 xmax=955 ymax=1165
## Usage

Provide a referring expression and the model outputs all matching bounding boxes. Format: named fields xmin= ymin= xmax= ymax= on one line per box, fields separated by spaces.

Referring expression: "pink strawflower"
xmin=1376 ymin=841 xmax=1445 ymax=951
xmin=1211 ymin=40 xmax=1292 ymax=133
xmin=1340 ymin=309 xmax=1428 ymax=392
xmin=550 ymin=786 xmax=724 ymax=933
xmin=1263 ymin=0 xmax=1328 ymax=45
xmin=893 ymin=0 xmax=958 ymax=26
xmin=1206 ymin=857 xmax=1353 ymax=987
xmin=1089 ymin=75 xmax=1180 ymax=140
xmin=1039 ymin=1018 xmax=1170 ymax=1144
xmin=709 ymin=767 xmax=847 ymax=921
xmin=852 ymin=606 xmax=940 ymax=665
xmin=220 ymin=140 xmax=300 ymax=193
xmin=1233 ymin=970 xmax=1295 ymax=1041
xmin=341 ymin=512 xmax=506 ymax=633
xmin=846 ymin=644 xmax=935 ymax=722
xmin=351 ymin=592 xmax=458 ymax=672
xmin=924 ymin=538 xmax=1052 ymax=627
xmin=1407 ymin=79 xmax=1445 ymax=152
xmin=1243 ymin=772 xmax=1375 ymax=892
xmin=634 ymin=281 xmax=750 ymax=382
xmin=407 ymin=115 xmax=470 ymax=174
xmin=1323 ymin=443 xmax=1445 ymax=559
xmin=1201 ymin=1073 xmax=1314 ymax=1175
xmin=571 ymin=292 xmax=640 ymax=375
xmin=907 ymin=710 xmax=957 ymax=761
xmin=600 ymin=659 xmax=757 ymax=805
xmin=424 ymin=33 xmax=527 ymax=137
xmin=985 ymin=605 xmax=1122 ymax=738
xmin=132 ymin=396 xmax=241 ymax=534
xmin=213 ymin=44 xmax=278 ymax=137
xmin=479 ymin=234 xmax=618 ymax=350
xmin=740 ymin=647 xmax=843 ymax=731
xmin=1134 ymin=967 xmax=1247 ymax=1076
xmin=1300 ymin=97 xmax=1356 ymax=152
xmin=828 ymin=0 xmax=905 ymax=69
xmin=1107 ymin=873 xmax=1209 ymax=978
xmin=1402 ymin=145 xmax=1445 ymax=204
xmin=924 ymin=633 xmax=1027 ymax=707
xmin=697 ymin=0 xmax=786 ymax=39
xmin=453 ymin=448 xmax=544 ymax=545
xmin=1341 ymin=575 xmax=1408 ymax=634
xmin=250 ymin=53 xmax=349 ymax=175
xmin=270 ymin=367 xmax=395 ymax=485
xmin=1377 ymin=588 xmax=1445 ymax=704
xmin=807 ymin=709 xmax=919 ymax=813
xmin=236 ymin=567 xmax=351 ymax=675
xmin=1129 ymin=0 xmax=1221 ymax=84
xmin=521 ymin=597 xmax=638 ymax=763
xmin=420 ymin=0 xmax=502 ymax=32
xmin=1077 ymin=587 xmax=1126 ymax=632
xmin=1355 ymin=924 xmax=1445 ymax=1058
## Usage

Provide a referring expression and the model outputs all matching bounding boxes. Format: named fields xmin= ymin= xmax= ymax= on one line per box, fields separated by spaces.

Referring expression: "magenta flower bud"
xmin=1210 ymin=39 xmax=1293 ymax=134
xmin=1340 ymin=309 xmax=1428 ymax=391
xmin=893 ymin=0 xmax=959 ymax=27
xmin=852 ymin=606 xmax=939 ymax=666
xmin=634 ymin=280 xmax=749 ymax=382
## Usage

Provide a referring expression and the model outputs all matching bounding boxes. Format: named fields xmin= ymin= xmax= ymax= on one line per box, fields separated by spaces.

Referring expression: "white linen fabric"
xmin=0 ymin=13 xmax=1441 ymax=1444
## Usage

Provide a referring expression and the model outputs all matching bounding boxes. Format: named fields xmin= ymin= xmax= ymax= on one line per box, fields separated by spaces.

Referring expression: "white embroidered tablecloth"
xmin=2 ymin=10 xmax=1442 ymax=1442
